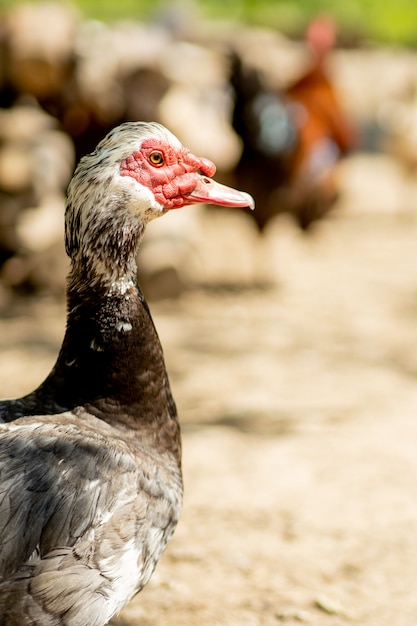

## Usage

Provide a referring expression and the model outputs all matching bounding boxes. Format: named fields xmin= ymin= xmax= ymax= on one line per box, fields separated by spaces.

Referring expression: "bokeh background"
xmin=2 ymin=2 xmax=417 ymax=625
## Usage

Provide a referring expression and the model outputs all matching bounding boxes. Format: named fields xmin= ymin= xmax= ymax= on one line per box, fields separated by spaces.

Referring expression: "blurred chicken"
xmin=230 ymin=16 xmax=356 ymax=231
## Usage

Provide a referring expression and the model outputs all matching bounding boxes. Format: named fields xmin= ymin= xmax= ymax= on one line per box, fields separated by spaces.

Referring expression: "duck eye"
xmin=148 ymin=151 xmax=164 ymax=167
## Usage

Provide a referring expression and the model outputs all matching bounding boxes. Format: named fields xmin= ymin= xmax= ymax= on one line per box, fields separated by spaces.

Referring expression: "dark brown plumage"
xmin=230 ymin=20 xmax=355 ymax=232
xmin=0 ymin=121 xmax=254 ymax=625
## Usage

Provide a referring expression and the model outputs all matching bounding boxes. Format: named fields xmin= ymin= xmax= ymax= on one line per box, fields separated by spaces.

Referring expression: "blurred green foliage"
xmin=3 ymin=0 xmax=417 ymax=45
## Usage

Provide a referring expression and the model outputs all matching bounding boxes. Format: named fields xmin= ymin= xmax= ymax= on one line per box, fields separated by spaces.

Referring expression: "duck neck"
xmin=38 ymin=241 xmax=179 ymax=450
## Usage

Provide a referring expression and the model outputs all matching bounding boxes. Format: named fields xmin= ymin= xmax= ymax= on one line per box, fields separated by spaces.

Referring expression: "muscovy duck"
xmin=0 ymin=121 xmax=254 ymax=625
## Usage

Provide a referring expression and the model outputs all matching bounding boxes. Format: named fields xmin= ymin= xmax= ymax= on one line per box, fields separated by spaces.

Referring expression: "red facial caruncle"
xmin=120 ymin=139 xmax=215 ymax=209
xmin=120 ymin=138 xmax=255 ymax=211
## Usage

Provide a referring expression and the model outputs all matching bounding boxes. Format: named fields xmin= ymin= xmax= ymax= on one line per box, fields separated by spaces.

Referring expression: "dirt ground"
xmin=2 ymin=154 xmax=417 ymax=625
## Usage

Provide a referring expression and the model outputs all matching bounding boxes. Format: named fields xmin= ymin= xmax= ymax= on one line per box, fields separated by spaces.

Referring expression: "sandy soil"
xmin=2 ymin=156 xmax=417 ymax=625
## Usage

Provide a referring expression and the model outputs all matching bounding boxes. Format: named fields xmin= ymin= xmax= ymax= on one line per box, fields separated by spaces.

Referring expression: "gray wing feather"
xmin=0 ymin=413 xmax=181 ymax=625
xmin=0 ymin=419 xmax=138 ymax=577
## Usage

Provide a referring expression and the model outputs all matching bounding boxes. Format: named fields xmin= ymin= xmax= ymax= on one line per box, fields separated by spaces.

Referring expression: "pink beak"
xmin=188 ymin=174 xmax=255 ymax=210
